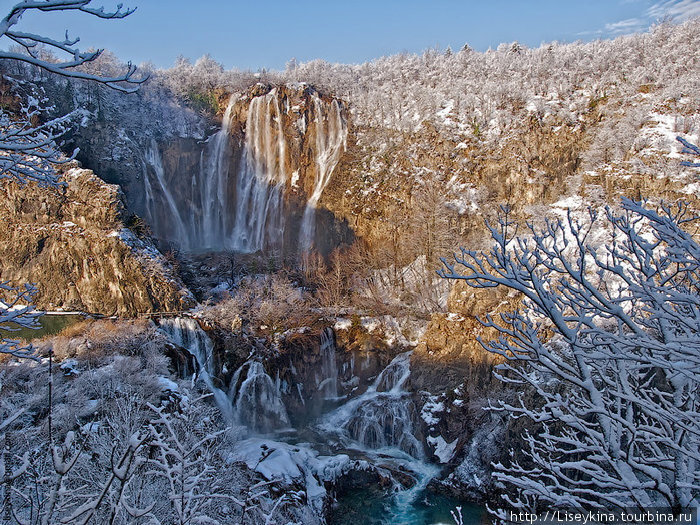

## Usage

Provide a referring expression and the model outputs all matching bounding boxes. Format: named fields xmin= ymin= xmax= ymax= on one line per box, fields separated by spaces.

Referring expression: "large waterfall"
xmin=141 ymin=87 xmax=347 ymax=255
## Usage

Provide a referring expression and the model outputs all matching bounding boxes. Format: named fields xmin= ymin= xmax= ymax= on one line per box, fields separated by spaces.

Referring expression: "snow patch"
xmin=421 ymin=395 xmax=444 ymax=426
xmin=427 ymin=435 xmax=457 ymax=463
xmin=232 ymin=438 xmax=352 ymax=510
xmin=158 ymin=376 xmax=179 ymax=392
xmin=334 ymin=318 xmax=352 ymax=331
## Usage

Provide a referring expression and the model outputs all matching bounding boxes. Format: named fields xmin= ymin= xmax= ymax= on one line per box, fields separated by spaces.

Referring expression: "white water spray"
xmin=229 ymin=360 xmax=291 ymax=433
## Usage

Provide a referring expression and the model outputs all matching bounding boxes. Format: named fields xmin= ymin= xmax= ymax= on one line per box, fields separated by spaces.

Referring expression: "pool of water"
xmin=329 ymin=485 xmax=487 ymax=525
xmin=0 ymin=313 xmax=85 ymax=341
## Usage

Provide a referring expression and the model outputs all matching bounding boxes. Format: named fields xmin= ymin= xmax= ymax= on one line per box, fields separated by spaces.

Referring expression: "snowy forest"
xmin=0 ymin=1 xmax=699 ymax=524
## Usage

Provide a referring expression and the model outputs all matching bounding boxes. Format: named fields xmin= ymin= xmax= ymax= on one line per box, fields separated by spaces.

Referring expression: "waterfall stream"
xmin=318 ymin=327 xmax=338 ymax=399
xmin=157 ymin=317 xmax=233 ymax=422
xmin=317 ymin=351 xmax=422 ymax=458
xmin=231 ymin=91 xmax=288 ymax=252
xmin=199 ymin=94 xmax=237 ymax=250
xmin=143 ymin=140 xmax=189 ymax=247
xmin=299 ymin=96 xmax=347 ymax=252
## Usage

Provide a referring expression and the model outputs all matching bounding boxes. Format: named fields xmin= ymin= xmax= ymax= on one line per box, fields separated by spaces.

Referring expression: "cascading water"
xmin=232 ymin=90 xmax=288 ymax=253
xmin=198 ymin=94 xmax=237 ymax=250
xmin=317 ymin=351 xmax=422 ymax=458
xmin=317 ymin=351 xmax=469 ymax=525
xmin=143 ymin=140 xmax=189 ymax=247
xmin=229 ymin=360 xmax=291 ymax=433
xmin=299 ymin=96 xmax=347 ymax=252
xmin=157 ymin=317 xmax=233 ymax=422
xmin=156 ymin=322 xmax=477 ymax=522
xmin=318 ymin=327 xmax=338 ymax=399
xmin=373 ymin=351 xmax=412 ymax=393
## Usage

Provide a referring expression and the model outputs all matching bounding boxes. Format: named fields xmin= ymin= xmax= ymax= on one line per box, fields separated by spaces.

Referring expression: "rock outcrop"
xmin=0 ymin=167 xmax=195 ymax=316
xmin=410 ymin=281 xmax=518 ymax=392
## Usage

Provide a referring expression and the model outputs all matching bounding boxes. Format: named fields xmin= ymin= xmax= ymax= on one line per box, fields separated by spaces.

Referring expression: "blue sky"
xmin=8 ymin=0 xmax=700 ymax=71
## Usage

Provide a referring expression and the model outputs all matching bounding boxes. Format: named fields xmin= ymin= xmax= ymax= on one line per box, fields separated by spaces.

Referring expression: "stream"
xmin=0 ymin=312 xmax=85 ymax=341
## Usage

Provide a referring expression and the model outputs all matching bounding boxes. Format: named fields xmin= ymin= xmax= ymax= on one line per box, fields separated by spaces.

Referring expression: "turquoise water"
xmin=329 ymin=486 xmax=487 ymax=525
xmin=0 ymin=313 xmax=85 ymax=341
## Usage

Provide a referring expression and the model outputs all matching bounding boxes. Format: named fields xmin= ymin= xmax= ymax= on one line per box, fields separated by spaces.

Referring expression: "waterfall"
xmin=142 ymin=162 xmax=154 ymax=224
xmin=143 ymin=140 xmax=189 ymax=247
xmin=317 ymin=351 xmax=422 ymax=458
xmin=318 ymin=327 xmax=338 ymax=399
xmin=229 ymin=360 xmax=291 ymax=433
xmin=371 ymin=351 xmax=411 ymax=393
xmin=157 ymin=317 xmax=233 ymax=422
xmin=142 ymin=88 xmax=347 ymax=255
xmin=198 ymin=94 xmax=237 ymax=250
xmin=232 ymin=90 xmax=287 ymax=253
xmin=299 ymin=96 xmax=347 ymax=252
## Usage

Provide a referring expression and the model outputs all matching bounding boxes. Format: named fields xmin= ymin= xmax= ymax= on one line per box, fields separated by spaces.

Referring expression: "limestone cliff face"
xmin=410 ymin=282 xmax=519 ymax=392
xmin=0 ymin=167 xmax=195 ymax=316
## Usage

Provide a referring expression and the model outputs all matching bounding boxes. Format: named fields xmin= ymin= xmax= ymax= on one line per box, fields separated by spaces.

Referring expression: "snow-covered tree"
xmin=439 ymin=196 xmax=700 ymax=513
xmin=146 ymin=401 xmax=228 ymax=525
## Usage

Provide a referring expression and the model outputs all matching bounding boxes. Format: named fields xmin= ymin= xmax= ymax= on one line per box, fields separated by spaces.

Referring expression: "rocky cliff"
xmin=0 ymin=166 xmax=194 ymax=315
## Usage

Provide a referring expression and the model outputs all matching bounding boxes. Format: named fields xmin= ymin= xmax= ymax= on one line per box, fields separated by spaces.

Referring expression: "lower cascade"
xmin=157 ymin=317 xmax=233 ymax=422
xmin=317 ymin=351 xmax=423 ymax=458
xmin=158 ymin=323 xmax=458 ymax=523
xmin=229 ymin=360 xmax=291 ymax=433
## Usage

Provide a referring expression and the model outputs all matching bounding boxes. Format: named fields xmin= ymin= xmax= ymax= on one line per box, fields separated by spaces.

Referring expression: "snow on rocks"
xmin=426 ymin=435 xmax=458 ymax=464
xmin=421 ymin=395 xmax=444 ymax=427
xmin=231 ymin=438 xmax=353 ymax=510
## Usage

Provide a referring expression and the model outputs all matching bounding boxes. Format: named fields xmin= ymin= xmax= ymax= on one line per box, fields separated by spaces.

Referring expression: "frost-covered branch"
xmin=0 ymin=282 xmax=40 ymax=360
xmin=440 ymin=197 xmax=700 ymax=513
xmin=0 ymin=1 xmax=146 ymax=93
xmin=146 ymin=402 xmax=230 ymax=524
xmin=0 ymin=91 xmax=75 ymax=186
xmin=677 ymin=136 xmax=700 ymax=168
